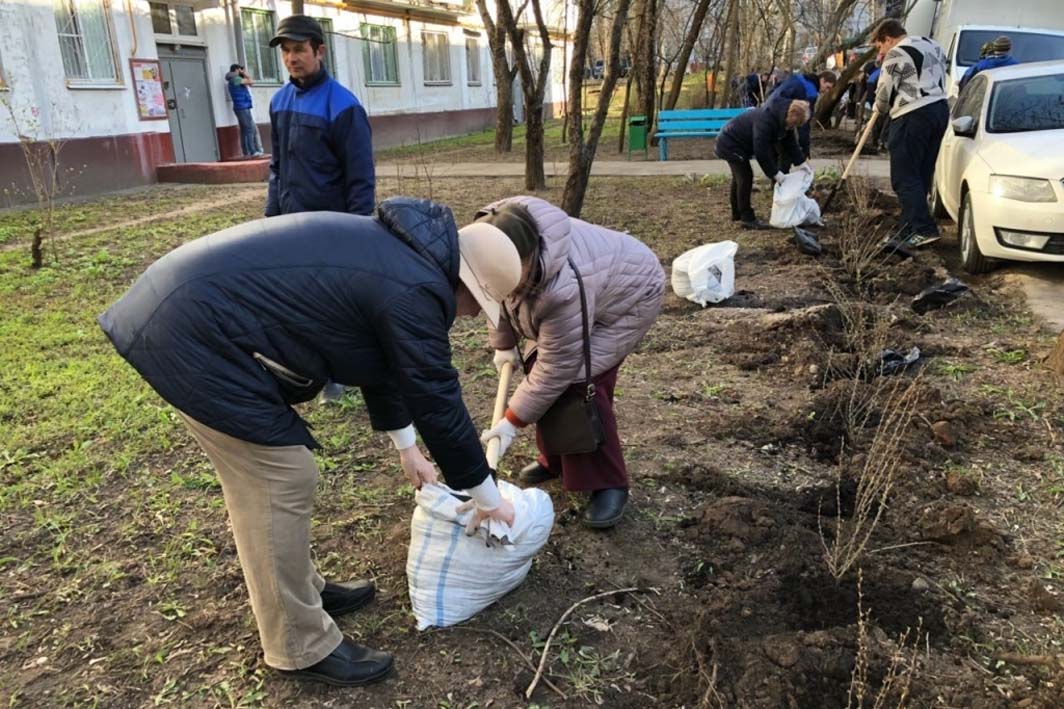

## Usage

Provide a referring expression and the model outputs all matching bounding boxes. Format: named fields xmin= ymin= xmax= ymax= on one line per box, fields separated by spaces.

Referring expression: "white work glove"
xmin=774 ymin=171 xmax=786 ymax=185
xmin=480 ymin=419 xmax=519 ymax=461
xmin=493 ymin=347 xmax=521 ymax=373
xmin=456 ymin=497 xmax=517 ymax=537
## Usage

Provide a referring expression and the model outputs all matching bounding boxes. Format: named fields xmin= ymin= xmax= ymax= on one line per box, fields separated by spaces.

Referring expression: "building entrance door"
xmin=159 ymin=50 xmax=218 ymax=163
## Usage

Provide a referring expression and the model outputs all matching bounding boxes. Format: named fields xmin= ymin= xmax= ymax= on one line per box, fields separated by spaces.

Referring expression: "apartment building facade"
xmin=0 ymin=0 xmax=573 ymax=205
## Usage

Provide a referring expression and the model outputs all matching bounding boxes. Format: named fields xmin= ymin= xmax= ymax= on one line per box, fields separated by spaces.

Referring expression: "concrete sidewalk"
xmin=376 ymin=158 xmax=891 ymax=179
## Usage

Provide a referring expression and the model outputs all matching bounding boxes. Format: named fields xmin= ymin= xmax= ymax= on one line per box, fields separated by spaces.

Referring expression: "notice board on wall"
xmin=130 ymin=59 xmax=167 ymax=120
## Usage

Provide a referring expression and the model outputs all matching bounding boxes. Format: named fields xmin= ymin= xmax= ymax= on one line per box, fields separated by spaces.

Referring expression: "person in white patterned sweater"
xmin=872 ymin=18 xmax=949 ymax=248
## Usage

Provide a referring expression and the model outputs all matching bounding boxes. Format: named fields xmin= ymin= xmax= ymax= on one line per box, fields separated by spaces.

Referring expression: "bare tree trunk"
xmin=815 ymin=46 xmax=875 ymax=126
xmin=500 ymin=0 xmax=552 ymax=190
xmin=719 ymin=0 xmax=739 ymax=107
xmin=476 ymin=0 xmax=515 ymax=153
xmin=664 ymin=0 xmax=714 ymax=110
xmin=634 ymin=0 xmax=659 ymax=127
xmin=617 ymin=71 xmax=633 ymax=153
xmin=811 ymin=0 xmax=862 ymax=69
xmin=562 ymin=0 xmax=633 ymax=217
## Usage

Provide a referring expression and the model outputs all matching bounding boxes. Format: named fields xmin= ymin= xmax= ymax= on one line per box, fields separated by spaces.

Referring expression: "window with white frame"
xmin=241 ymin=8 xmax=281 ymax=83
xmin=361 ymin=24 xmax=398 ymax=85
xmin=317 ymin=17 xmax=337 ymax=77
xmin=465 ymin=37 xmax=481 ymax=85
xmin=422 ymin=31 xmax=451 ymax=85
xmin=53 ymin=0 xmax=120 ymax=84
xmin=148 ymin=2 xmax=200 ymax=42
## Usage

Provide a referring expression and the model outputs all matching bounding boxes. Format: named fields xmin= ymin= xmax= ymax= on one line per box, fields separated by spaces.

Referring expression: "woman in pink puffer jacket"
xmin=475 ymin=196 xmax=665 ymax=528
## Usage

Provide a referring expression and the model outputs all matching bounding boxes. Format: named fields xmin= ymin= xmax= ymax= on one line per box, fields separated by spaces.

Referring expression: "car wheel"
xmin=958 ymin=191 xmax=993 ymax=274
xmin=928 ymin=178 xmax=948 ymax=219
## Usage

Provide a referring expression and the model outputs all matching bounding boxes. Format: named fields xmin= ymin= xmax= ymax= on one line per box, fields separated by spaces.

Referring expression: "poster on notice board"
xmin=130 ymin=59 xmax=167 ymax=120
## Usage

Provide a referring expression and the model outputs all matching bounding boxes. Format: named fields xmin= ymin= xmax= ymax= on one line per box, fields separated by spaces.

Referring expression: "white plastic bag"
xmin=770 ymin=169 xmax=822 ymax=228
xmin=671 ymin=240 xmax=738 ymax=306
xmin=407 ymin=481 xmax=554 ymax=630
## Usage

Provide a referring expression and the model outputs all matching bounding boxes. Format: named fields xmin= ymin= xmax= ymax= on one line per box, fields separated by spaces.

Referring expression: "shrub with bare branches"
xmin=835 ymin=175 xmax=893 ymax=289
xmin=848 ymin=569 xmax=925 ymax=708
xmin=820 ymin=376 xmax=922 ymax=580
xmin=2 ymin=95 xmax=66 ymax=269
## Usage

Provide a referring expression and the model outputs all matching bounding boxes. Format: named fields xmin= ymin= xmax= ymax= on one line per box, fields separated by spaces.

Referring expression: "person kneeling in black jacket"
xmin=714 ymin=98 xmax=811 ymax=230
xmin=98 ymin=198 xmax=525 ymax=688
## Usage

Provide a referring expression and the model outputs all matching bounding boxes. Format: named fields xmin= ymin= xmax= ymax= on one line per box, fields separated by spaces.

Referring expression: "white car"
xmin=931 ymin=60 xmax=1064 ymax=273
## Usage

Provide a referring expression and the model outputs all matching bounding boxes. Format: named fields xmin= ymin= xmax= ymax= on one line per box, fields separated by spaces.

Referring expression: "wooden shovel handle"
xmin=842 ymin=111 xmax=879 ymax=180
xmin=486 ymin=361 xmax=514 ymax=470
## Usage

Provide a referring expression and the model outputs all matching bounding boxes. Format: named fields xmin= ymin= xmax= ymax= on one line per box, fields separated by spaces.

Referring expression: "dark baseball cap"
xmin=269 ymin=15 xmax=324 ymax=47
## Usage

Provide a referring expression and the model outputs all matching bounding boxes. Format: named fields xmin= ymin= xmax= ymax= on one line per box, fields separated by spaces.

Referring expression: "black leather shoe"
xmin=519 ymin=462 xmax=559 ymax=485
xmin=279 ymin=637 xmax=393 ymax=687
xmin=741 ymin=219 xmax=772 ymax=230
xmin=320 ymin=579 xmax=375 ymax=618
xmin=583 ymin=488 xmax=629 ymax=529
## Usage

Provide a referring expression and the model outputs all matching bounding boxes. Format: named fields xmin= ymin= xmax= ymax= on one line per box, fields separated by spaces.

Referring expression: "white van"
xmin=907 ymin=0 xmax=1064 ymax=97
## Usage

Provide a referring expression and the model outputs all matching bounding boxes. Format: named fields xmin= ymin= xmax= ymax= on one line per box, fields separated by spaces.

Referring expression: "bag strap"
xmin=567 ymin=257 xmax=595 ymax=402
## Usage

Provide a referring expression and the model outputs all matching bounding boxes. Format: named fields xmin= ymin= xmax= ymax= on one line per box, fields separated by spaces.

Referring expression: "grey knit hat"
xmin=991 ymin=35 xmax=1012 ymax=55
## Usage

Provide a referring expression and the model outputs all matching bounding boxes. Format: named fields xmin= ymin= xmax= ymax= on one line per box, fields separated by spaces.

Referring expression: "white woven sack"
xmin=770 ymin=170 xmax=822 ymax=228
xmin=671 ymin=240 xmax=738 ymax=306
xmin=407 ymin=481 xmax=554 ymax=630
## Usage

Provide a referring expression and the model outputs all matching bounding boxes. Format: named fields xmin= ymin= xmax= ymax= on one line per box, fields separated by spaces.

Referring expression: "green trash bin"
xmin=628 ymin=115 xmax=648 ymax=159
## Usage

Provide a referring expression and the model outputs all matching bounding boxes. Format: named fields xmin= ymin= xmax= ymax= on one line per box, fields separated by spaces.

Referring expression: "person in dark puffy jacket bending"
xmin=98 ymin=199 xmax=522 ymax=688
xmin=475 ymin=197 xmax=666 ymax=529
xmin=714 ymin=98 xmax=812 ymax=230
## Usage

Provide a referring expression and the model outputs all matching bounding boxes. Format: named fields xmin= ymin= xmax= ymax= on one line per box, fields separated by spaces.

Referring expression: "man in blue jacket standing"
xmin=98 ymin=198 xmax=523 ymax=687
xmin=768 ymin=71 xmax=836 ymax=168
xmin=265 ymin=15 xmax=375 ymax=217
xmin=226 ymin=64 xmax=262 ymax=157
xmin=958 ymin=36 xmax=1018 ymax=93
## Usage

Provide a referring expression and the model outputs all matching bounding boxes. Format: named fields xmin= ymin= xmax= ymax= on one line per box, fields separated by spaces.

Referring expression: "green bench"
xmin=654 ymin=108 xmax=750 ymax=161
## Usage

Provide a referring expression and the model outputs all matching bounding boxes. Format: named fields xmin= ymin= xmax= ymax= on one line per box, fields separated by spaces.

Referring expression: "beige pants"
xmin=180 ymin=414 xmax=343 ymax=670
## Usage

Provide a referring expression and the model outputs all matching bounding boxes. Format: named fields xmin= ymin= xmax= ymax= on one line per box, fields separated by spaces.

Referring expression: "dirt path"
xmin=0 ymin=184 xmax=264 ymax=253
xmin=377 ymin=158 xmax=891 ymax=178
xmin=1004 ymin=263 xmax=1064 ymax=332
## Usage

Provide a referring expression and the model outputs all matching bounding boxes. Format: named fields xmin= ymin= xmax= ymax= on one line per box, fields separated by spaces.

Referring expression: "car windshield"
xmin=956 ymin=30 xmax=1064 ymax=67
xmin=987 ymin=73 xmax=1064 ymax=133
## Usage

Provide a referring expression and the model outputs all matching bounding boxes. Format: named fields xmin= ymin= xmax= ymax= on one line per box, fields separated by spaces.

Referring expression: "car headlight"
xmin=988 ymin=175 xmax=1058 ymax=203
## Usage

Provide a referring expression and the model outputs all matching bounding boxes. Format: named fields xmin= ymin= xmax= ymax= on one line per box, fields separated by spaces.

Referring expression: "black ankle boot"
xmin=278 ymin=637 xmax=393 ymax=687
xmin=519 ymin=462 xmax=559 ymax=485
xmin=583 ymin=488 xmax=629 ymax=529
xmin=320 ymin=579 xmax=375 ymax=617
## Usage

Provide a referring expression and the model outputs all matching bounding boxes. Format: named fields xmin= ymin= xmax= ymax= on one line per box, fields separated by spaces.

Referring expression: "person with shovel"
xmin=98 ymin=198 xmax=518 ymax=688
xmin=472 ymin=198 xmax=666 ymax=529
xmin=871 ymin=18 xmax=949 ymax=247
xmin=715 ymin=98 xmax=812 ymax=230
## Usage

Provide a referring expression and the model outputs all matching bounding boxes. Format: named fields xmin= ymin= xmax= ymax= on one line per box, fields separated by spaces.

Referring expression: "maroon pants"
xmin=529 ymin=357 xmax=629 ymax=493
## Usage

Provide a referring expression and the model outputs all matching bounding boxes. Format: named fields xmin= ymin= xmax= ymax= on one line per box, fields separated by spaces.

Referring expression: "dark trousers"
xmin=531 ymin=359 xmax=629 ymax=493
xmin=726 ymin=159 xmax=756 ymax=222
xmin=888 ymin=101 xmax=949 ymax=236
xmin=235 ymin=108 xmax=257 ymax=157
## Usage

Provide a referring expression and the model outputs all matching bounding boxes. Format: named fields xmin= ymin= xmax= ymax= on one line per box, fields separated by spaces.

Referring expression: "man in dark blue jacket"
xmin=265 ymin=15 xmax=375 ymax=217
xmin=769 ymin=71 xmax=836 ymax=164
xmin=714 ymin=99 xmax=811 ymax=229
xmin=958 ymin=35 xmax=1018 ymax=93
xmin=226 ymin=64 xmax=261 ymax=157
xmin=98 ymin=198 xmax=521 ymax=687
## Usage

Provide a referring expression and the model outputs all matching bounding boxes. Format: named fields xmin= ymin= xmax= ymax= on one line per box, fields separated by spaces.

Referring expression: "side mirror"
xmin=952 ymin=115 xmax=976 ymax=138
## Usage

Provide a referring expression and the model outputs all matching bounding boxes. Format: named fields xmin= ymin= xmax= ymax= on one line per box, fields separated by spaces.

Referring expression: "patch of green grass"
xmin=935 ymin=361 xmax=978 ymax=380
xmin=990 ymin=348 xmax=1028 ymax=365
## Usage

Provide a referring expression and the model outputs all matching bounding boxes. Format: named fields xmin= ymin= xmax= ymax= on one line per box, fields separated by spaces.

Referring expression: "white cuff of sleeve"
xmin=386 ymin=424 xmax=416 ymax=450
xmin=467 ymin=476 xmax=503 ymax=511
